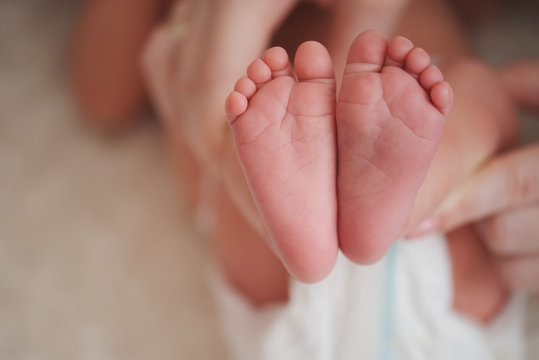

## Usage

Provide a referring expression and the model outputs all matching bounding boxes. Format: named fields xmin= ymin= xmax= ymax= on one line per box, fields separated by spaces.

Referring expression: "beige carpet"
xmin=0 ymin=1 xmax=227 ymax=358
xmin=0 ymin=0 xmax=537 ymax=359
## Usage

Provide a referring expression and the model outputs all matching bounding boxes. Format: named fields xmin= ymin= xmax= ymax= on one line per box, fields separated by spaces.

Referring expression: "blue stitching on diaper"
xmin=380 ymin=242 xmax=399 ymax=360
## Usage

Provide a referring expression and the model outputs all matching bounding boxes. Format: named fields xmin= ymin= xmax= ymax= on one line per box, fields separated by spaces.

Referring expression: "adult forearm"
xmin=69 ymin=0 xmax=165 ymax=129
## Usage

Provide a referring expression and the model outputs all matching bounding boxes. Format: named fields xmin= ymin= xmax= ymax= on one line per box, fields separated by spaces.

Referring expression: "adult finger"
xmin=501 ymin=60 xmax=539 ymax=112
xmin=435 ymin=143 xmax=539 ymax=233
xmin=140 ymin=23 xmax=180 ymax=124
xmin=495 ymin=255 xmax=539 ymax=294
xmin=474 ymin=206 xmax=539 ymax=256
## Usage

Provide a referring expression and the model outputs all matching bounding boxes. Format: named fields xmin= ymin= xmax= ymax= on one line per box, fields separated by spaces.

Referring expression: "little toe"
xmin=386 ymin=35 xmax=414 ymax=67
xmin=431 ymin=81 xmax=454 ymax=115
xmin=419 ymin=65 xmax=444 ymax=91
xmin=294 ymin=41 xmax=335 ymax=82
xmin=225 ymin=91 xmax=248 ymax=122
xmin=247 ymin=59 xmax=272 ymax=85
xmin=405 ymin=47 xmax=431 ymax=76
xmin=234 ymin=76 xmax=257 ymax=99
xmin=345 ymin=29 xmax=388 ymax=74
xmin=263 ymin=47 xmax=292 ymax=77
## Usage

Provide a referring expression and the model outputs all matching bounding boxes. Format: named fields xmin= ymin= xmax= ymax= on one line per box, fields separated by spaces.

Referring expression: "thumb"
xmin=435 ymin=144 xmax=539 ymax=233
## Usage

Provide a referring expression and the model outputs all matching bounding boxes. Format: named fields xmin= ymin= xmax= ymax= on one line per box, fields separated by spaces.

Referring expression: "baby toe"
xmin=405 ymin=47 xmax=431 ymax=76
xmin=431 ymin=81 xmax=454 ymax=115
xmin=263 ymin=47 xmax=291 ymax=77
xmin=346 ymin=29 xmax=389 ymax=73
xmin=419 ymin=65 xmax=444 ymax=91
xmin=295 ymin=41 xmax=335 ymax=81
xmin=387 ymin=36 xmax=414 ymax=66
xmin=235 ymin=76 xmax=257 ymax=99
xmin=247 ymin=59 xmax=272 ymax=85
xmin=225 ymin=91 xmax=248 ymax=122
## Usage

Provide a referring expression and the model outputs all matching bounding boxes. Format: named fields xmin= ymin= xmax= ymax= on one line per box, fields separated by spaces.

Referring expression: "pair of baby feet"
xmin=225 ymin=30 xmax=453 ymax=282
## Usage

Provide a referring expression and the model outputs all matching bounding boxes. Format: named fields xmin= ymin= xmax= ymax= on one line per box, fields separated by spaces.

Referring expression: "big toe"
xmin=294 ymin=41 xmax=335 ymax=81
xmin=345 ymin=29 xmax=389 ymax=73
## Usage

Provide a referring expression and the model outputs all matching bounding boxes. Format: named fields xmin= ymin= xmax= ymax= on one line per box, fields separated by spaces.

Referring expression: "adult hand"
xmin=434 ymin=143 xmax=539 ymax=293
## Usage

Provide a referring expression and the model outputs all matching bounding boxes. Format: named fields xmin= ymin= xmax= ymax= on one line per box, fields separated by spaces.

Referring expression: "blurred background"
xmin=0 ymin=0 xmax=538 ymax=359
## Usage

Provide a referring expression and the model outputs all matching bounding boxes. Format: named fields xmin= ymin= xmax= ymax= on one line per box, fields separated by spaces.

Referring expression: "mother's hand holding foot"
xmin=407 ymin=61 xmax=539 ymax=295
xmin=432 ymin=143 xmax=539 ymax=294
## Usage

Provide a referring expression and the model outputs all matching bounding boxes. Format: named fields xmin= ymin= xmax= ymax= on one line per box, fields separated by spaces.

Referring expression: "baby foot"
xmin=225 ymin=42 xmax=338 ymax=282
xmin=336 ymin=30 xmax=453 ymax=264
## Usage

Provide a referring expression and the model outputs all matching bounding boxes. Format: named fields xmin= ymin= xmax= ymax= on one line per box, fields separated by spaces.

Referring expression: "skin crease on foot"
xmin=225 ymin=30 xmax=453 ymax=282
xmin=336 ymin=30 xmax=453 ymax=265
xmin=226 ymin=42 xmax=339 ymax=283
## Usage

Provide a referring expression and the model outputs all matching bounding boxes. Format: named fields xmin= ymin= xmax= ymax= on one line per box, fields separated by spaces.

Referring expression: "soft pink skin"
xmin=225 ymin=30 xmax=453 ymax=281
xmin=226 ymin=42 xmax=339 ymax=283
xmin=337 ymin=30 xmax=453 ymax=264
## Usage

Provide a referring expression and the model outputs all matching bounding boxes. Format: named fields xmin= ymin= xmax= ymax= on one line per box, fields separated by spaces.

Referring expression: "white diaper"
xmin=209 ymin=234 xmax=526 ymax=360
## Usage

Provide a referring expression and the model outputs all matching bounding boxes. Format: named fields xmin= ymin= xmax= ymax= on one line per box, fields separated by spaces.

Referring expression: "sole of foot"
xmin=336 ymin=29 xmax=453 ymax=264
xmin=226 ymin=42 xmax=339 ymax=283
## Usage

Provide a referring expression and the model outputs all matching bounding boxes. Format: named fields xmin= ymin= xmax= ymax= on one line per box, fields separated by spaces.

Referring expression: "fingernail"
xmin=405 ymin=217 xmax=440 ymax=240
